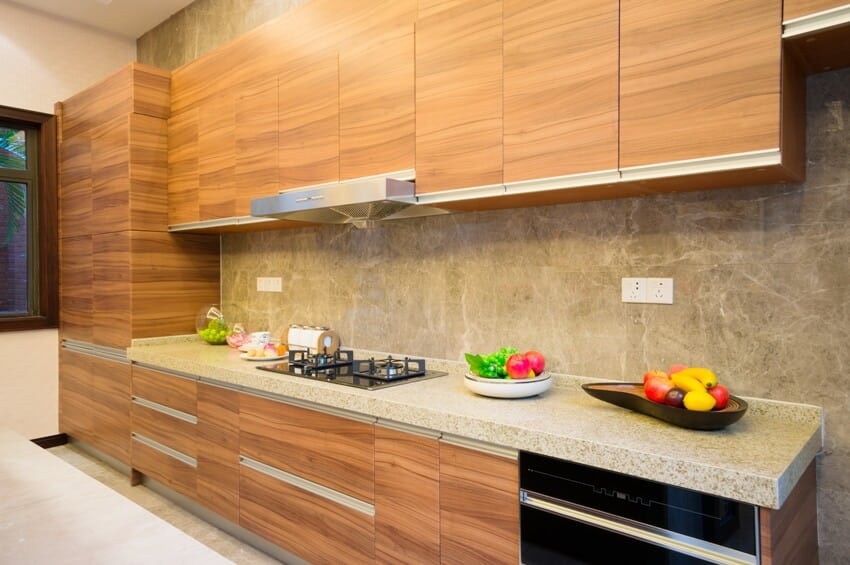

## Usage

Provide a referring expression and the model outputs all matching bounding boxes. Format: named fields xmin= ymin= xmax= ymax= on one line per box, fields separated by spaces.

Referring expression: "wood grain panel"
xmin=239 ymin=465 xmax=375 ymax=564
xmin=131 ymin=365 xmax=197 ymax=415
xmin=415 ymin=0 xmax=503 ymax=193
xmin=278 ymin=51 xmax=339 ymax=189
xmin=783 ymin=0 xmax=847 ymax=21
xmin=92 ymin=231 xmax=131 ymax=348
xmin=196 ymin=383 xmax=240 ymax=523
xmin=503 ymin=0 xmax=618 ymax=182
xmin=339 ymin=1 xmax=415 ymax=180
xmin=759 ymin=460 xmax=819 ymax=565
xmin=198 ymin=92 xmax=236 ymax=220
xmin=59 ymin=350 xmax=131 ymax=465
xmin=127 ymin=231 xmax=221 ymax=340
xmin=131 ymin=402 xmax=197 ymax=458
xmin=439 ymin=442 xmax=519 ymax=564
xmin=128 ymin=114 xmax=169 ymax=230
xmin=59 ymin=235 xmax=92 ymax=342
xmin=58 ymin=132 xmax=92 ymax=239
xmin=239 ymin=393 xmax=374 ymax=503
xmin=91 ymin=116 xmax=131 ymax=232
xmin=620 ymin=0 xmax=782 ymax=167
xmin=132 ymin=437 xmax=196 ymax=499
xmin=61 ymin=63 xmax=169 ymax=139
xmin=167 ymin=108 xmax=200 ymax=225
xmin=374 ymin=427 xmax=440 ymax=565
xmin=234 ymin=78 xmax=279 ymax=216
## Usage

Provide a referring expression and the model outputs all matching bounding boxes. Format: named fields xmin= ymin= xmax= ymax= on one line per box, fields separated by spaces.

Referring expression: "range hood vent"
xmin=251 ymin=171 xmax=451 ymax=227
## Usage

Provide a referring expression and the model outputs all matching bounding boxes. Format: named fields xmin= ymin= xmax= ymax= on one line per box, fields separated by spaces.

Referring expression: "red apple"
xmin=668 ymin=364 xmax=688 ymax=376
xmin=505 ymin=353 xmax=533 ymax=379
xmin=643 ymin=369 xmax=668 ymax=384
xmin=644 ymin=375 xmax=673 ymax=403
xmin=708 ymin=384 xmax=730 ymax=410
xmin=524 ymin=350 xmax=546 ymax=376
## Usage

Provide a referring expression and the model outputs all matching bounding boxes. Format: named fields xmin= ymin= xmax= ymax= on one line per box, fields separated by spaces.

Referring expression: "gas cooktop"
xmin=256 ymin=349 xmax=448 ymax=390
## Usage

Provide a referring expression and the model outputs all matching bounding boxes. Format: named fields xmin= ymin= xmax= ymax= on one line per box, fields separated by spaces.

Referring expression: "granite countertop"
xmin=127 ymin=336 xmax=823 ymax=510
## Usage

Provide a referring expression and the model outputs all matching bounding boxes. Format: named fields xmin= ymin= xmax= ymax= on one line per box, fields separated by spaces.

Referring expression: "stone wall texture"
xmin=139 ymin=2 xmax=850 ymax=561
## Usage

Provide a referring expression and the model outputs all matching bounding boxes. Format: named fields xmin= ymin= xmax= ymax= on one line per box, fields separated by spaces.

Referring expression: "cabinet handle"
xmin=132 ymin=432 xmax=197 ymax=468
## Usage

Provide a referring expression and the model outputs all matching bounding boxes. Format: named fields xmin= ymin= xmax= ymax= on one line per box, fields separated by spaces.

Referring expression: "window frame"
xmin=0 ymin=105 xmax=58 ymax=332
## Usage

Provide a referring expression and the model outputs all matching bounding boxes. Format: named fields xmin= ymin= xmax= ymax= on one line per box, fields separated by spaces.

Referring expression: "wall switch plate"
xmin=256 ymin=277 xmax=282 ymax=292
xmin=621 ymin=278 xmax=647 ymax=303
xmin=647 ymin=277 xmax=674 ymax=304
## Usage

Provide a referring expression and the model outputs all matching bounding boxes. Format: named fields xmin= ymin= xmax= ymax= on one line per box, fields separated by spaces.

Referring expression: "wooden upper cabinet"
xmin=234 ymin=78 xmax=279 ymax=215
xmin=783 ymin=0 xmax=848 ymax=20
xmin=167 ymin=108 xmax=200 ymax=226
xmin=278 ymin=51 xmax=339 ymax=190
xmin=620 ymin=0 xmax=783 ymax=169
xmin=58 ymin=132 xmax=92 ymax=239
xmin=503 ymin=0 xmax=619 ymax=183
xmin=198 ymin=91 xmax=237 ymax=220
xmin=415 ymin=0 xmax=503 ymax=193
xmin=339 ymin=1 xmax=416 ymax=180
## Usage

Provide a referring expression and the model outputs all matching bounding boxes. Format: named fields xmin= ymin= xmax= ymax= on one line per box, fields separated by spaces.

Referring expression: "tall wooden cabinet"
xmin=57 ymin=63 xmax=220 ymax=466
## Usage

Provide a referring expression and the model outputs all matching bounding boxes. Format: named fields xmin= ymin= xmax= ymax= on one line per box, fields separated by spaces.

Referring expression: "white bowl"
xmin=464 ymin=372 xmax=552 ymax=399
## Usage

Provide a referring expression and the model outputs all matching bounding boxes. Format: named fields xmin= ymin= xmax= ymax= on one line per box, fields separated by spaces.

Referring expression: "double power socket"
xmin=621 ymin=277 xmax=674 ymax=304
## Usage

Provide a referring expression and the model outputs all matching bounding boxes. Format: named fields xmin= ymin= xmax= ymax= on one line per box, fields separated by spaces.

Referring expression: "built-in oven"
xmin=520 ymin=451 xmax=759 ymax=564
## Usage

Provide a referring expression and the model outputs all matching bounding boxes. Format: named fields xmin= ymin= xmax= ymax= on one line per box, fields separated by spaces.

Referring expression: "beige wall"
xmin=0 ymin=2 xmax=136 ymax=438
xmin=138 ymin=2 xmax=849 ymax=562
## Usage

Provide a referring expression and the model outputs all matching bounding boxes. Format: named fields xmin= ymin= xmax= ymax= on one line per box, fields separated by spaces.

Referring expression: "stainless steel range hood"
xmin=250 ymin=170 xmax=451 ymax=226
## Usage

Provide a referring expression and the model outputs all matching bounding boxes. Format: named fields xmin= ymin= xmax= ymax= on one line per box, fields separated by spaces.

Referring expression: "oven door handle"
xmin=520 ymin=489 xmax=757 ymax=565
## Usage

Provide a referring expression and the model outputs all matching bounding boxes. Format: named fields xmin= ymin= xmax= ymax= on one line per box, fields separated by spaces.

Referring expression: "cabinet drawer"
xmin=239 ymin=393 xmax=374 ymax=503
xmin=132 ymin=365 xmax=197 ymax=415
xmin=239 ymin=462 xmax=374 ymax=564
xmin=130 ymin=399 xmax=197 ymax=458
xmin=132 ymin=434 xmax=196 ymax=499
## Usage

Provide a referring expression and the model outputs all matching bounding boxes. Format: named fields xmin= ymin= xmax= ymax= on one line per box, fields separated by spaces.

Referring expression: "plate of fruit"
xmin=240 ymin=343 xmax=289 ymax=361
xmin=464 ymin=348 xmax=551 ymax=398
xmin=581 ymin=365 xmax=747 ymax=430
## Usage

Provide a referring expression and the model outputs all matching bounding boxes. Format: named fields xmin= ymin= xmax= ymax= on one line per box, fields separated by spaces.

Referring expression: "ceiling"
xmin=5 ymin=0 xmax=196 ymax=39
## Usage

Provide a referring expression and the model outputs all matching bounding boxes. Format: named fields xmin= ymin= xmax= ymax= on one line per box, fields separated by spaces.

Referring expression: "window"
xmin=0 ymin=106 xmax=57 ymax=331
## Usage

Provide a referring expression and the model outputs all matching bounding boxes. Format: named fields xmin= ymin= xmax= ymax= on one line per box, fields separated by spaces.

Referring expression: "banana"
xmin=670 ymin=371 xmax=705 ymax=393
xmin=676 ymin=367 xmax=717 ymax=389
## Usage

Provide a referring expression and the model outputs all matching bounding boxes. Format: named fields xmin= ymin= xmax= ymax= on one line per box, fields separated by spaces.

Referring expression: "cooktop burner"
xmin=256 ymin=351 xmax=447 ymax=390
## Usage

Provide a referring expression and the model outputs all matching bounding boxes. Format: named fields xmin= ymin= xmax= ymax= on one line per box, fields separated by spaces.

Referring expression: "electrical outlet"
xmin=256 ymin=277 xmax=283 ymax=292
xmin=647 ymin=278 xmax=674 ymax=304
xmin=621 ymin=278 xmax=647 ymax=303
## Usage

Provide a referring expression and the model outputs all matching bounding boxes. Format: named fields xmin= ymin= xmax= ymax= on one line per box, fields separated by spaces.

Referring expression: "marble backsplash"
xmin=138 ymin=1 xmax=849 ymax=560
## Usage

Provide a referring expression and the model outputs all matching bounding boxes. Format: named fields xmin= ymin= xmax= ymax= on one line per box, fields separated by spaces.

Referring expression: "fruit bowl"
xmin=195 ymin=304 xmax=231 ymax=345
xmin=464 ymin=372 xmax=552 ymax=399
xmin=581 ymin=382 xmax=748 ymax=430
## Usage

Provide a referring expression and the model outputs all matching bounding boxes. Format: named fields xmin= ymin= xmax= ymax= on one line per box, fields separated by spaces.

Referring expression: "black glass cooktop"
xmin=256 ymin=360 xmax=448 ymax=390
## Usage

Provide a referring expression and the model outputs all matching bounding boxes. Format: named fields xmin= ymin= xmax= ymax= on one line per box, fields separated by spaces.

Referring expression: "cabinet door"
xmin=439 ymin=441 xmax=519 ymax=564
xmin=59 ymin=235 xmax=92 ymax=342
xmin=239 ymin=393 xmax=374 ymax=502
xmin=620 ymin=0 xmax=782 ymax=168
xmin=196 ymin=382 xmax=240 ymax=523
xmin=167 ymin=107 xmax=200 ymax=226
xmin=58 ymin=131 xmax=92 ymax=239
xmin=234 ymin=78 xmax=279 ymax=216
xmin=91 ymin=116 xmax=131 ymax=232
xmin=59 ymin=349 xmax=131 ymax=466
xmin=278 ymin=51 xmax=339 ymax=190
xmin=503 ymin=0 xmax=618 ymax=182
xmin=198 ymin=91 xmax=236 ymax=220
xmin=783 ymin=0 xmax=848 ymax=20
xmin=415 ymin=0 xmax=503 ymax=193
xmin=374 ymin=426 xmax=440 ymax=564
xmin=339 ymin=1 xmax=416 ymax=180
xmin=92 ymin=231 xmax=131 ymax=348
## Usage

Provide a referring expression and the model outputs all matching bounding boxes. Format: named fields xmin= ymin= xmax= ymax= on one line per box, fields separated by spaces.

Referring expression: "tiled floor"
xmin=48 ymin=443 xmax=283 ymax=565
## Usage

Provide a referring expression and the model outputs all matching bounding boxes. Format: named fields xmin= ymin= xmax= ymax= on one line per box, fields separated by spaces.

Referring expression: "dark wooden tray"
xmin=581 ymin=382 xmax=748 ymax=430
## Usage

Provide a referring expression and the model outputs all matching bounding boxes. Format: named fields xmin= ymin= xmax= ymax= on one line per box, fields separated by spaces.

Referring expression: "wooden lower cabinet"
xmin=374 ymin=425 xmax=441 ymax=564
xmin=196 ymin=382 xmax=240 ymax=523
xmin=130 ymin=366 xmax=197 ymax=499
xmin=59 ymin=348 xmax=131 ymax=466
xmin=439 ymin=440 xmax=520 ymax=564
